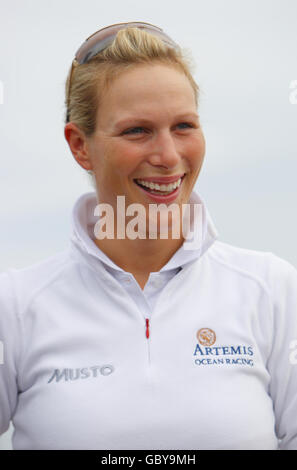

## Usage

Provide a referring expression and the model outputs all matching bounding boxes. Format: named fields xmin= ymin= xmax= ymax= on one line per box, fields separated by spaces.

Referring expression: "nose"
xmin=147 ymin=130 xmax=182 ymax=169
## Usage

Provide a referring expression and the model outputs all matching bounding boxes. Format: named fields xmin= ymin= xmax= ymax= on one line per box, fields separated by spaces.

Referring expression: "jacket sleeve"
xmin=266 ymin=254 xmax=297 ymax=450
xmin=0 ymin=270 xmax=21 ymax=436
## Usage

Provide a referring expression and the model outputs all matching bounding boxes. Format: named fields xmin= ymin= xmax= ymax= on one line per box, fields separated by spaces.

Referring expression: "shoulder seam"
xmin=9 ymin=253 xmax=73 ymax=389
xmin=207 ymin=249 xmax=273 ymax=299
xmin=19 ymin=254 xmax=73 ymax=318
xmin=207 ymin=249 xmax=275 ymax=359
xmin=1 ymin=270 xmax=23 ymax=396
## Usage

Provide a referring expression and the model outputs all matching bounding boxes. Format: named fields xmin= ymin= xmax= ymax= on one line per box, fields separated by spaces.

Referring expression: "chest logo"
xmin=197 ymin=328 xmax=216 ymax=346
xmin=47 ymin=364 xmax=114 ymax=383
xmin=194 ymin=329 xmax=254 ymax=367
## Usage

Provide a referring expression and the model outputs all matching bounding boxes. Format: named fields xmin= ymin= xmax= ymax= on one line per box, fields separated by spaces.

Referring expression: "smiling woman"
xmin=1 ymin=21 xmax=297 ymax=451
xmin=64 ymin=32 xmax=205 ymax=283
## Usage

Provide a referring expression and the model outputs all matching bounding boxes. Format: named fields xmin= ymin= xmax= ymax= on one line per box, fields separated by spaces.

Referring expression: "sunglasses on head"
xmin=66 ymin=21 xmax=178 ymax=122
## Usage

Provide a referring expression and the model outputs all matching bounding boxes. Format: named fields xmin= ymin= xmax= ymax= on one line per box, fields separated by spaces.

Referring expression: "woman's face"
xmin=85 ymin=63 xmax=206 ymax=233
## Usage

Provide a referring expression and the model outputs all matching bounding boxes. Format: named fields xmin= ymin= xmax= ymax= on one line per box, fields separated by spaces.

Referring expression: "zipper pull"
xmin=145 ymin=318 xmax=150 ymax=339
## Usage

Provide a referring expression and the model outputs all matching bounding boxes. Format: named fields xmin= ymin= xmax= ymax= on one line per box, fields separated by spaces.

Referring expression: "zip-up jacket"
xmin=0 ymin=190 xmax=297 ymax=450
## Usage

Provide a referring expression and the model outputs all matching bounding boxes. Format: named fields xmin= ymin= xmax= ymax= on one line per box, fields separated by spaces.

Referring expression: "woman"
xmin=0 ymin=21 xmax=297 ymax=450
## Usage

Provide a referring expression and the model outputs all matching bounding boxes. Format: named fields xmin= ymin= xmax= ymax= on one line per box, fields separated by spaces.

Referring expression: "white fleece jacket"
xmin=0 ymin=190 xmax=297 ymax=450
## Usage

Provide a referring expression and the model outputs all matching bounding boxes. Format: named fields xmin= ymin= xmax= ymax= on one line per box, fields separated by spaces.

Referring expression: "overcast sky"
xmin=1 ymin=0 xmax=297 ymax=449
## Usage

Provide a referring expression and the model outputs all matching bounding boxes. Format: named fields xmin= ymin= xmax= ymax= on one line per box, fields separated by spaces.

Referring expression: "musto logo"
xmin=194 ymin=328 xmax=254 ymax=367
xmin=47 ymin=364 xmax=114 ymax=383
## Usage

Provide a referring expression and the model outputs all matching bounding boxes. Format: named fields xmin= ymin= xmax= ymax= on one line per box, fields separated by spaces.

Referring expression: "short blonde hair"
xmin=64 ymin=26 xmax=199 ymax=136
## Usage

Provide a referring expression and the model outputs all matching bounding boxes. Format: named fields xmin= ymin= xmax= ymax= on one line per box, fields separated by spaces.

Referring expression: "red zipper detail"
xmin=145 ymin=318 xmax=150 ymax=339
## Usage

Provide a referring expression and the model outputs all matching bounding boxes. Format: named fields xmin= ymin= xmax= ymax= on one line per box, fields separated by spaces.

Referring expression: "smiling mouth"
xmin=133 ymin=174 xmax=186 ymax=195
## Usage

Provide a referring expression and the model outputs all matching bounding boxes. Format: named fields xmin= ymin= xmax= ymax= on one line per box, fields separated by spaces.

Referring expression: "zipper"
xmin=145 ymin=318 xmax=150 ymax=338
xmin=145 ymin=318 xmax=151 ymax=365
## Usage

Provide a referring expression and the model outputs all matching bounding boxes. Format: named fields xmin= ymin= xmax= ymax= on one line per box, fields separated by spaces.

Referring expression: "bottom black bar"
xmin=0 ymin=449 xmax=292 ymax=465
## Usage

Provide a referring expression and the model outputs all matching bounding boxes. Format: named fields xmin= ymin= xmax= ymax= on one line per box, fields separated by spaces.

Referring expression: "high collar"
xmin=69 ymin=190 xmax=219 ymax=273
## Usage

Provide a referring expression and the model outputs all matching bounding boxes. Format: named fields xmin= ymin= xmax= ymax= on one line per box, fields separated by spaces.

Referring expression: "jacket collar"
xmin=70 ymin=190 xmax=219 ymax=273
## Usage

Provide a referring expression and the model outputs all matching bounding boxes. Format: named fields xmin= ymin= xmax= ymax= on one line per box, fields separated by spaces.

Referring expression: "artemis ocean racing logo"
xmin=193 ymin=328 xmax=254 ymax=367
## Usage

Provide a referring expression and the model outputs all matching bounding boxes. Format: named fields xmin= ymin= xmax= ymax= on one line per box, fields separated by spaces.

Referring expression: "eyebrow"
xmin=113 ymin=113 xmax=199 ymax=129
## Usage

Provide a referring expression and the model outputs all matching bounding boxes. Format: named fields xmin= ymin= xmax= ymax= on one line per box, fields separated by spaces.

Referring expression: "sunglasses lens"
xmin=79 ymin=36 xmax=114 ymax=64
xmin=75 ymin=22 xmax=177 ymax=64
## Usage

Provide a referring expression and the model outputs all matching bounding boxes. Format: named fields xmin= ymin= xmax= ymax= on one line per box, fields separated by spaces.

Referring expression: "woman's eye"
xmin=122 ymin=122 xmax=194 ymax=135
xmin=177 ymin=122 xmax=194 ymax=129
xmin=123 ymin=127 xmax=145 ymax=135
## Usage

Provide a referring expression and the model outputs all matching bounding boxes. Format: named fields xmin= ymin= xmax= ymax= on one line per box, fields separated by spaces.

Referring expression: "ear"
xmin=64 ymin=122 xmax=93 ymax=171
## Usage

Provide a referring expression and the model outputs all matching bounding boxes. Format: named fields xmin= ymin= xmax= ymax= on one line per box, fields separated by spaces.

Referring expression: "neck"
xmin=91 ymin=192 xmax=197 ymax=288
xmin=93 ymin=235 xmax=184 ymax=288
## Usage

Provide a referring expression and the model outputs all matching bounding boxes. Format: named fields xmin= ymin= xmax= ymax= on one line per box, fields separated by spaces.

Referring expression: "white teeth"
xmin=136 ymin=177 xmax=182 ymax=192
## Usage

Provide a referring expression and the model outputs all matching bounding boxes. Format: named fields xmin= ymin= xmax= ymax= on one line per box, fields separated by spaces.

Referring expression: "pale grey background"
xmin=0 ymin=0 xmax=296 ymax=450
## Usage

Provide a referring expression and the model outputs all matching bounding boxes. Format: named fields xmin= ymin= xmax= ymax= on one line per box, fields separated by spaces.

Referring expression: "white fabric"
xmin=0 ymin=190 xmax=297 ymax=450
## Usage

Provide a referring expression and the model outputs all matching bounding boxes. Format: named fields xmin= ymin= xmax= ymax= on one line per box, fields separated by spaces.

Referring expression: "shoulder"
xmin=206 ymin=240 xmax=297 ymax=292
xmin=0 ymin=248 xmax=74 ymax=317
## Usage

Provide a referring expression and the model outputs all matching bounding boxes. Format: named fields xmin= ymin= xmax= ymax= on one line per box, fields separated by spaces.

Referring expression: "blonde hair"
xmin=64 ymin=26 xmax=200 ymax=187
